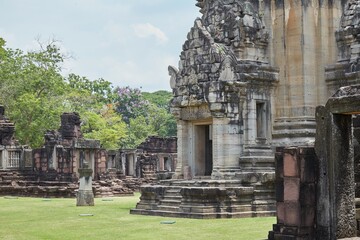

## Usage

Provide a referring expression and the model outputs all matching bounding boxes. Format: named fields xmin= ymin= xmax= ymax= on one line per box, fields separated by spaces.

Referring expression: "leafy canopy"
xmin=0 ymin=37 xmax=177 ymax=149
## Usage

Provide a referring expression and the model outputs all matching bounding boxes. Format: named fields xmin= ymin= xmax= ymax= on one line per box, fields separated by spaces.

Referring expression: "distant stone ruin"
xmin=0 ymin=111 xmax=176 ymax=198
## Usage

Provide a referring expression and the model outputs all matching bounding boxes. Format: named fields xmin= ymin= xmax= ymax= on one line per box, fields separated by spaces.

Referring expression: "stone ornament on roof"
xmin=336 ymin=0 xmax=360 ymax=64
xmin=196 ymin=0 xmax=268 ymax=48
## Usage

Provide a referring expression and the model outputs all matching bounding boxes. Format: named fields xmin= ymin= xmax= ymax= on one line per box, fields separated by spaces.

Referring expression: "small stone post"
xmin=76 ymin=168 xmax=94 ymax=206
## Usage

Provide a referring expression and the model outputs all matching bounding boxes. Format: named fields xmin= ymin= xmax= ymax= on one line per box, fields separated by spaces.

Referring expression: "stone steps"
xmin=131 ymin=179 xmax=276 ymax=219
xmin=131 ymin=208 xmax=269 ymax=219
xmin=157 ymin=205 xmax=181 ymax=212
xmin=159 ymin=199 xmax=181 ymax=207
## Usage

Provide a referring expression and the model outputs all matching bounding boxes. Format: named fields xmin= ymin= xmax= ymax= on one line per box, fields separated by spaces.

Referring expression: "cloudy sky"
xmin=0 ymin=0 xmax=201 ymax=92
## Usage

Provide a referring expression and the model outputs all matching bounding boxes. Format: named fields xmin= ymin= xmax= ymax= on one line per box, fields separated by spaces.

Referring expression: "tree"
xmin=121 ymin=115 xmax=155 ymax=149
xmin=142 ymin=90 xmax=173 ymax=109
xmin=67 ymin=73 xmax=115 ymax=104
xmin=0 ymin=37 xmax=6 ymax=61
xmin=143 ymin=90 xmax=177 ymax=136
xmin=0 ymin=37 xmax=176 ymax=149
xmin=114 ymin=86 xmax=149 ymax=124
xmin=148 ymin=104 xmax=176 ymax=137
xmin=81 ymin=106 xmax=128 ymax=150
xmin=0 ymin=39 xmax=67 ymax=147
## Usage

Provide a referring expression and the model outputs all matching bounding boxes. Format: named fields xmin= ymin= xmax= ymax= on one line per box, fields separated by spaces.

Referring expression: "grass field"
xmin=0 ymin=193 xmax=275 ymax=240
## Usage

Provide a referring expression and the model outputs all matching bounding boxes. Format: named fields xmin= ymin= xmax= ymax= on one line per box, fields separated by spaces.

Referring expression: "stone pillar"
xmin=76 ymin=168 xmax=94 ymax=206
xmin=173 ymin=120 xmax=189 ymax=179
xmin=268 ymin=147 xmax=317 ymax=240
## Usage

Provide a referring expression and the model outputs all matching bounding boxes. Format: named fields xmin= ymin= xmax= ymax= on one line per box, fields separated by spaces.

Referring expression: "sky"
xmin=0 ymin=0 xmax=201 ymax=92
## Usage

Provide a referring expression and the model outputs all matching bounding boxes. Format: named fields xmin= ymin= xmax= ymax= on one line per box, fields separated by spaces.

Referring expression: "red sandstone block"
xmin=277 ymin=202 xmax=285 ymax=224
xmin=284 ymin=177 xmax=300 ymax=201
xmin=284 ymin=201 xmax=301 ymax=226
xmin=284 ymin=152 xmax=299 ymax=177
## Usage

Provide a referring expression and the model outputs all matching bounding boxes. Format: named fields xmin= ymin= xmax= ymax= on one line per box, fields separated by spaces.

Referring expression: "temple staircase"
xmin=130 ymin=179 xmax=276 ymax=219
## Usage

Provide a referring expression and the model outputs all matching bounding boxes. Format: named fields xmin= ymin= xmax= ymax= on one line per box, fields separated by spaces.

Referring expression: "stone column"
xmin=173 ymin=120 xmax=190 ymax=179
xmin=76 ymin=168 xmax=94 ymax=206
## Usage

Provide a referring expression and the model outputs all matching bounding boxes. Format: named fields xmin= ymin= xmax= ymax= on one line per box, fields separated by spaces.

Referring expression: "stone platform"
xmin=130 ymin=179 xmax=276 ymax=219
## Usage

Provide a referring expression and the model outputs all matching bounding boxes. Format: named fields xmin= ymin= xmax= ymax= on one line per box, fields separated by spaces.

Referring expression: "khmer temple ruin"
xmin=6 ymin=0 xmax=360 ymax=238
xmin=0 ymin=109 xmax=176 ymax=198
xmin=131 ymin=0 xmax=360 ymax=226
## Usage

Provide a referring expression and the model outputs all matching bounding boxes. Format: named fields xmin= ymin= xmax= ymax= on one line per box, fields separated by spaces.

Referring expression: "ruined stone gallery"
xmin=0 ymin=109 xmax=176 ymax=198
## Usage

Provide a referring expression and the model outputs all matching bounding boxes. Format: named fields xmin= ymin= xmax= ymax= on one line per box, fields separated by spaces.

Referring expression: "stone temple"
xmin=131 ymin=0 xmax=360 ymax=220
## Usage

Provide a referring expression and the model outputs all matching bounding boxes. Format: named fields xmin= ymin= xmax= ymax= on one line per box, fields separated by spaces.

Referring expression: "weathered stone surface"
xmin=131 ymin=179 xmax=275 ymax=219
xmin=76 ymin=168 xmax=94 ymax=206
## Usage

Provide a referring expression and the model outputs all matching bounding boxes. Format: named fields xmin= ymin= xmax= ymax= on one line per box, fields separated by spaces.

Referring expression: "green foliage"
xmin=67 ymin=73 xmax=115 ymax=104
xmin=144 ymin=90 xmax=177 ymax=136
xmin=114 ymin=86 xmax=149 ymax=124
xmin=0 ymin=40 xmax=67 ymax=147
xmin=11 ymin=93 xmax=63 ymax=147
xmin=81 ymin=107 xmax=127 ymax=150
xmin=121 ymin=115 xmax=155 ymax=148
xmin=0 ymin=194 xmax=275 ymax=240
xmin=0 ymin=37 xmax=6 ymax=60
xmin=143 ymin=90 xmax=173 ymax=109
xmin=148 ymin=104 xmax=176 ymax=136
xmin=0 ymin=37 xmax=176 ymax=149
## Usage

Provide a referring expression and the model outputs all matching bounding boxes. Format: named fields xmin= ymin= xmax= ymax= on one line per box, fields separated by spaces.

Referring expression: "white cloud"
xmin=132 ymin=23 xmax=168 ymax=44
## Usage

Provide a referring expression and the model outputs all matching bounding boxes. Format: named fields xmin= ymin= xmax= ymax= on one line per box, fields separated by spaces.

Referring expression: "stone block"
xmin=76 ymin=190 xmax=94 ymax=206
xmin=284 ymin=152 xmax=299 ymax=177
xmin=299 ymin=183 xmax=316 ymax=206
xmin=183 ymin=166 xmax=192 ymax=180
xmin=284 ymin=177 xmax=300 ymax=202
xmin=300 ymin=155 xmax=317 ymax=183
xmin=277 ymin=202 xmax=285 ymax=224
xmin=284 ymin=202 xmax=301 ymax=226
xmin=300 ymin=206 xmax=315 ymax=227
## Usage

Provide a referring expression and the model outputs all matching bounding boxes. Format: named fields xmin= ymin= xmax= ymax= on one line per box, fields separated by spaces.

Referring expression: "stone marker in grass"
xmin=76 ymin=167 xmax=94 ymax=206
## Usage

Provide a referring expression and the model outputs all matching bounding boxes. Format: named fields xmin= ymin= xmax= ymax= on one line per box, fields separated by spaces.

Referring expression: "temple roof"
xmin=340 ymin=0 xmax=360 ymax=30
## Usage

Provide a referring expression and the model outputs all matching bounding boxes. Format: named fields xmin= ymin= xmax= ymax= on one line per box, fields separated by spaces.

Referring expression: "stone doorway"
xmin=315 ymin=85 xmax=360 ymax=239
xmin=193 ymin=124 xmax=213 ymax=177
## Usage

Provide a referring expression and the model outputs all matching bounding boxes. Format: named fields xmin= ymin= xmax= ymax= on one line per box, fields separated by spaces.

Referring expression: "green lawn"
xmin=0 ymin=193 xmax=275 ymax=240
